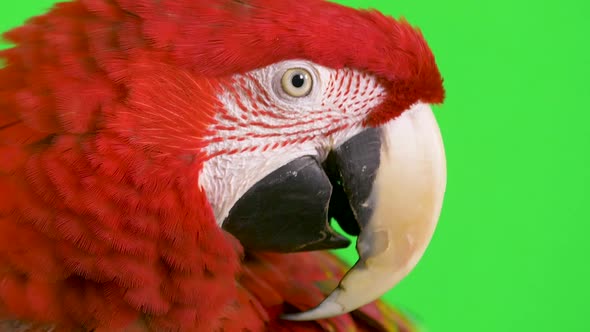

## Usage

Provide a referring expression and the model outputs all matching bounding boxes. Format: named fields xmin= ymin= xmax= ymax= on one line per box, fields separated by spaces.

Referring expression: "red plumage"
xmin=0 ymin=0 xmax=441 ymax=330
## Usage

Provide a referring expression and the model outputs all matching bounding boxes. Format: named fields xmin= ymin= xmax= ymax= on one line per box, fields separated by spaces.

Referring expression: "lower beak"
xmin=283 ymin=103 xmax=446 ymax=320
xmin=222 ymin=103 xmax=446 ymax=320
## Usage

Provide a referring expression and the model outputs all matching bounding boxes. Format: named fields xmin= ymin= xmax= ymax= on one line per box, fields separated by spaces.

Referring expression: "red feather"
xmin=0 ymin=0 xmax=440 ymax=330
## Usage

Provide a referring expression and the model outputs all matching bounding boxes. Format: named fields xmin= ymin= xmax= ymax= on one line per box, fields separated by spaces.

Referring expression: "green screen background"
xmin=1 ymin=1 xmax=589 ymax=331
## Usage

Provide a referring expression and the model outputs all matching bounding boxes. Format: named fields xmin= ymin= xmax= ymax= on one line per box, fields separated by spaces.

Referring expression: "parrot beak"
xmin=281 ymin=103 xmax=447 ymax=320
xmin=222 ymin=103 xmax=446 ymax=320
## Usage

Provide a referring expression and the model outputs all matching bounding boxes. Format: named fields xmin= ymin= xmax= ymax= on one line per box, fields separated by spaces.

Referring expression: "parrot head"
xmin=152 ymin=0 xmax=447 ymax=320
xmin=0 ymin=0 xmax=446 ymax=327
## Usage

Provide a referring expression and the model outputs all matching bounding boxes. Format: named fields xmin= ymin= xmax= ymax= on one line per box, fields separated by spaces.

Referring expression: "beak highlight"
xmin=282 ymin=103 xmax=447 ymax=320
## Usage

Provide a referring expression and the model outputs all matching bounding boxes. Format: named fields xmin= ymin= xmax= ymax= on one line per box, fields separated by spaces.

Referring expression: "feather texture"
xmin=0 ymin=3 xmax=238 ymax=328
xmin=0 ymin=251 xmax=419 ymax=331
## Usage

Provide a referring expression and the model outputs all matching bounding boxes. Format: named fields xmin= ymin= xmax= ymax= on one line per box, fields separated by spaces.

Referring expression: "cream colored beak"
xmin=282 ymin=103 xmax=447 ymax=320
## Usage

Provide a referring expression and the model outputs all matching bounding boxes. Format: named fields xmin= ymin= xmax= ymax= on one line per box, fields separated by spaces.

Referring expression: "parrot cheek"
xmin=282 ymin=102 xmax=447 ymax=320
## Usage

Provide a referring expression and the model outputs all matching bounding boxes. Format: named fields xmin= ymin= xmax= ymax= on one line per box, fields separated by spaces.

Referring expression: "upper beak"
xmin=223 ymin=103 xmax=447 ymax=320
xmin=283 ymin=103 xmax=446 ymax=320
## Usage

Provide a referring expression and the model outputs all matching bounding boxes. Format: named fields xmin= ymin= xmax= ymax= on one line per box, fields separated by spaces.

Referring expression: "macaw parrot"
xmin=0 ymin=0 xmax=446 ymax=331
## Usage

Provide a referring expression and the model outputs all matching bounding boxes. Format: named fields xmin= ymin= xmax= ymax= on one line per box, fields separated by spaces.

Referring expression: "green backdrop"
xmin=1 ymin=1 xmax=589 ymax=331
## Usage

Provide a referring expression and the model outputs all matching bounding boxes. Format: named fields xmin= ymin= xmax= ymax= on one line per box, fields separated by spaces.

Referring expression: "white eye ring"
xmin=281 ymin=68 xmax=313 ymax=97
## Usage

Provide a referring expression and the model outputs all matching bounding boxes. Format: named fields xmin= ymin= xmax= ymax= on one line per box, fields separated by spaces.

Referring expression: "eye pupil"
xmin=291 ymin=74 xmax=306 ymax=88
xmin=281 ymin=67 xmax=313 ymax=97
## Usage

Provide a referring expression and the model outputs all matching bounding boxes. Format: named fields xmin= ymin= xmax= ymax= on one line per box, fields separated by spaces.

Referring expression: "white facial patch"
xmin=199 ymin=60 xmax=386 ymax=224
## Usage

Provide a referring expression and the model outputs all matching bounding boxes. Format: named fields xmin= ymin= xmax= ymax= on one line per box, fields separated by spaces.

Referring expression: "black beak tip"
xmin=222 ymin=156 xmax=351 ymax=252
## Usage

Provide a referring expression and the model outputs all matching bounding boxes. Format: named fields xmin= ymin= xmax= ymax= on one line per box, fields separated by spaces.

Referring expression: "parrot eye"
xmin=281 ymin=68 xmax=313 ymax=97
